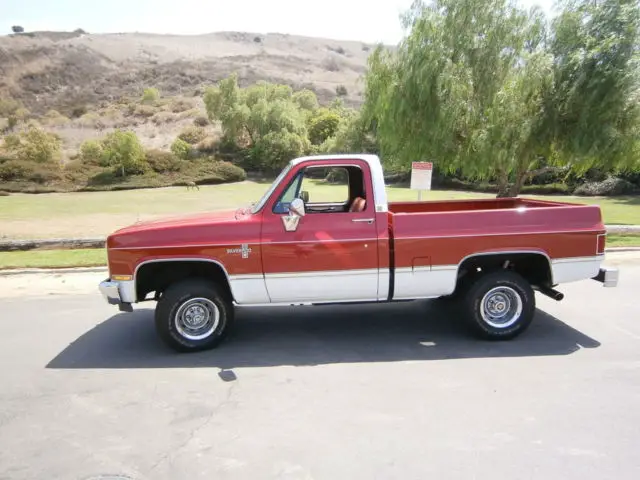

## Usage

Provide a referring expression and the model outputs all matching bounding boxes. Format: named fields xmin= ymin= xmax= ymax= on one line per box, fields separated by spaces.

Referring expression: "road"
xmin=1 ymin=255 xmax=639 ymax=480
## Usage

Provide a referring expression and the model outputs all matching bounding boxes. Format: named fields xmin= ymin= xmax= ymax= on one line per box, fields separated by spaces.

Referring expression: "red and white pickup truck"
xmin=99 ymin=154 xmax=618 ymax=352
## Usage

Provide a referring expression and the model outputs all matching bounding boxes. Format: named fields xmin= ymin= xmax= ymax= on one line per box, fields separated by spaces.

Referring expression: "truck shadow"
xmin=46 ymin=300 xmax=600 ymax=370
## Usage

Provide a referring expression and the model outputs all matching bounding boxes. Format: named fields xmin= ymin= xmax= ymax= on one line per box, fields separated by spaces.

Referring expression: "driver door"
xmin=261 ymin=164 xmax=379 ymax=303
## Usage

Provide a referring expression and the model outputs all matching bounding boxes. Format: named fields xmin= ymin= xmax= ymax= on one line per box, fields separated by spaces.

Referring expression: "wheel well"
xmin=456 ymin=253 xmax=552 ymax=290
xmin=135 ymin=260 xmax=232 ymax=302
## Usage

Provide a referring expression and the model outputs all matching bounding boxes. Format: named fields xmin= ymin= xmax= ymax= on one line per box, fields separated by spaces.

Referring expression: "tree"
xmin=549 ymin=0 xmax=640 ymax=174
xmin=308 ymin=108 xmax=342 ymax=145
xmin=11 ymin=26 xmax=24 ymax=34
xmin=363 ymin=0 xmax=554 ymax=196
xmin=171 ymin=138 xmax=192 ymax=160
xmin=100 ymin=130 xmax=146 ymax=176
xmin=3 ymin=126 xmax=62 ymax=164
xmin=203 ymin=74 xmax=310 ymax=168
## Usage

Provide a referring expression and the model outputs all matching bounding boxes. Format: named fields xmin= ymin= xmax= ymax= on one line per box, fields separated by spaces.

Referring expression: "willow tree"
xmin=363 ymin=0 xmax=640 ymax=196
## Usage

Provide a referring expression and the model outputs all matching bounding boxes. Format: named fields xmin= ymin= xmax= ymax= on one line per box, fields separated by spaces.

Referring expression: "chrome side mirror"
xmin=300 ymin=190 xmax=310 ymax=203
xmin=282 ymin=198 xmax=305 ymax=232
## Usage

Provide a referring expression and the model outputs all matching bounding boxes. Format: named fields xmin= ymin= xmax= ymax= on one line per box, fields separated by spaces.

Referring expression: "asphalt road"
xmin=1 ymin=261 xmax=639 ymax=480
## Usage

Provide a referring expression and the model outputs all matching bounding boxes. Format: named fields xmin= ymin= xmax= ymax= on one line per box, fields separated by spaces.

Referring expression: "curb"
xmin=0 ymin=266 xmax=108 ymax=276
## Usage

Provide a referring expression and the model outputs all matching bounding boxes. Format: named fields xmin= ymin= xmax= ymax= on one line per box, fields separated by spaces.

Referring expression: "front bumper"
xmin=592 ymin=267 xmax=619 ymax=288
xmin=99 ymin=278 xmax=135 ymax=311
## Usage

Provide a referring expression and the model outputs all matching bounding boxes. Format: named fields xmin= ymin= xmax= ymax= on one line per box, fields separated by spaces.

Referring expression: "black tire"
xmin=155 ymin=278 xmax=234 ymax=352
xmin=459 ymin=270 xmax=535 ymax=340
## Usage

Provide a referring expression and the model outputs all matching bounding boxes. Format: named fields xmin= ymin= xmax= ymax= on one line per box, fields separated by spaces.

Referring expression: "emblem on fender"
xmin=226 ymin=244 xmax=252 ymax=259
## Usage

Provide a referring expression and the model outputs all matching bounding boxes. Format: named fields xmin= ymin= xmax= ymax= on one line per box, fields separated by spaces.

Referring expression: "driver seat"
xmin=349 ymin=197 xmax=366 ymax=213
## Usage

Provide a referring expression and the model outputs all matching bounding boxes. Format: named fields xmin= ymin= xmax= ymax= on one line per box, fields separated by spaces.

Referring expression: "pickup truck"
xmin=99 ymin=154 xmax=619 ymax=352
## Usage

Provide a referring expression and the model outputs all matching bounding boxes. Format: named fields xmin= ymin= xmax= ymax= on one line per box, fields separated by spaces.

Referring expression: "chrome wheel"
xmin=480 ymin=286 xmax=523 ymax=329
xmin=174 ymin=297 xmax=219 ymax=340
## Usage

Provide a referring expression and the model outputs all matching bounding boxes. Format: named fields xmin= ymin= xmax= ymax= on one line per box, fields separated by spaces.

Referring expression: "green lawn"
xmin=0 ymin=180 xmax=638 ymax=240
xmin=0 ymin=249 xmax=107 ymax=270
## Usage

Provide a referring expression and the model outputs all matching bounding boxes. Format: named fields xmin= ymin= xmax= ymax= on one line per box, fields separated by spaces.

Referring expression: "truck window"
xmin=272 ymin=165 xmax=366 ymax=214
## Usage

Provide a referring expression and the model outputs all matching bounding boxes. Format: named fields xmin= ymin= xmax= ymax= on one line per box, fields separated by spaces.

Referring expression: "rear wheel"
xmin=460 ymin=270 xmax=535 ymax=340
xmin=155 ymin=279 xmax=234 ymax=352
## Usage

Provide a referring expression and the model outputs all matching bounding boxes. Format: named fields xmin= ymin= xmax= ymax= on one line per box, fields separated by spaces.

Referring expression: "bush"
xmin=574 ymin=177 xmax=637 ymax=196
xmin=71 ymin=105 xmax=88 ymax=118
xmin=336 ymin=85 xmax=348 ymax=97
xmin=169 ymin=98 xmax=194 ymax=113
xmin=142 ymin=87 xmax=160 ymax=104
xmin=196 ymin=135 xmax=218 ymax=154
xmin=178 ymin=125 xmax=207 ymax=144
xmin=171 ymin=138 xmax=192 ymax=160
xmin=308 ymin=109 xmax=341 ymax=145
xmin=0 ymin=98 xmax=20 ymax=117
xmin=78 ymin=112 xmax=104 ymax=128
xmin=146 ymin=149 xmax=184 ymax=173
xmin=0 ymin=159 xmax=31 ymax=181
xmin=191 ymin=160 xmax=247 ymax=184
xmin=101 ymin=130 xmax=147 ymax=176
xmin=193 ymin=115 xmax=210 ymax=126
xmin=0 ymin=159 xmax=61 ymax=183
xmin=251 ymin=130 xmax=307 ymax=171
xmin=2 ymin=126 xmax=62 ymax=164
xmin=43 ymin=110 xmax=70 ymax=126
xmin=151 ymin=111 xmax=176 ymax=125
xmin=133 ymin=104 xmax=156 ymax=118
xmin=79 ymin=140 xmax=104 ymax=165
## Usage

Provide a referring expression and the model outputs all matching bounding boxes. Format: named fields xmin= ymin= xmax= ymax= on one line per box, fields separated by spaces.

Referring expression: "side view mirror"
xmin=300 ymin=190 xmax=309 ymax=203
xmin=282 ymin=198 xmax=305 ymax=232
xmin=289 ymin=198 xmax=306 ymax=217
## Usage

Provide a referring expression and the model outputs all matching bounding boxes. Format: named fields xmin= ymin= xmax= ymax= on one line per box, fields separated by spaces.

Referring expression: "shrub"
xmin=171 ymin=138 xmax=192 ymax=160
xmin=151 ymin=111 xmax=176 ymax=125
xmin=2 ymin=126 xmax=62 ymax=164
xmin=0 ymin=98 xmax=20 ymax=117
xmin=178 ymin=125 xmax=207 ymax=144
xmin=71 ymin=105 xmax=88 ymax=118
xmin=0 ymin=159 xmax=31 ymax=181
xmin=14 ymin=107 xmax=30 ymax=121
xmin=193 ymin=115 xmax=210 ymax=127
xmin=308 ymin=109 xmax=341 ymax=145
xmin=169 ymin=98 xmax=194 ymax=113
xmin=43 ymin=110 xmax=70 ymax=126
xmin=133 ymin=104 xmax=156 ymax=118
xmin=196 ymin=135 xmax=218 ymax=154
xmin=142 ymin=87 xmax=160 ymax=104
xmin=146 ymin=149 xmax=184 ymax=173
xmin=79 ymin=140 xmax=104 ymax=165
xmin=101 ymin=130 xmax=147 ymax=176
xmin=78 ymin=112 xmax=104 ymax=128
xmin=251 ymin=130 xmax=307 ymax=171
xmin=192 ymin=160 xmax=247 ymax=184
xmin=574 ymin=177 xmax=637 ymax=196
xmin=336 ymin=85 xmax=348 ymax=97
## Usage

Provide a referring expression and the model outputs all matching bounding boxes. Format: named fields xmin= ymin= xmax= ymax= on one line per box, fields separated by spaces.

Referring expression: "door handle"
xmin=352 ymin=218 xmax=374 ymax=224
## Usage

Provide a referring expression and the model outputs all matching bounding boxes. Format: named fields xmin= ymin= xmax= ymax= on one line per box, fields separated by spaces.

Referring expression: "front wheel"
xmin=460 ymin=270 xmax=535 ymax=340
xmin=155 ymin=279 xmax=234 ymax=352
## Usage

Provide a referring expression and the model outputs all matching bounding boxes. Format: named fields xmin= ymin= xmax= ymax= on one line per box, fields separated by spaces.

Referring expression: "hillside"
xmin=0 ymin=30 xmax=376 ymax=115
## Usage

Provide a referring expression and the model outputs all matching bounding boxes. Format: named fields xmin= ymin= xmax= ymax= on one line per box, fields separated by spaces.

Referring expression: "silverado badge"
xmin=226 ymin=244 xmax=252 ymax=259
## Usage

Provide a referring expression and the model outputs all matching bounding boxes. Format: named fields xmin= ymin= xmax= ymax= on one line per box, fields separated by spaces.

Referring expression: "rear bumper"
xmin=99 ymin=278 xmax=135 ymax=311
xmin=592 ymin=267 xmax=619 ymax=287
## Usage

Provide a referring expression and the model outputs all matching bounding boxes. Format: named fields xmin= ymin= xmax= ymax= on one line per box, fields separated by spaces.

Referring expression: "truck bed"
xmin=388 ymin=197 xmax=571 ymax=214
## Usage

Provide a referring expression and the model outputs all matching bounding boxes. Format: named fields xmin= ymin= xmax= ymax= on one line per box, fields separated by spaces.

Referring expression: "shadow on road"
xmin=46 ymin=300 xmax=600 ymax=370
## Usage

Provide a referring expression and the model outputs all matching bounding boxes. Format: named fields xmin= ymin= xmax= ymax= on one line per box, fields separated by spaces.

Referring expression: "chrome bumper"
xmin=99 ymin=279 xmax=134 ymax=312
xmin=592 ymin=267 xmax=619 ymax=288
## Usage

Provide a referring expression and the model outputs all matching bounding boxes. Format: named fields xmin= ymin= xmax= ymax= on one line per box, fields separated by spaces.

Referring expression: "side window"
xmin=273 ymin=165 xmax=366 ymax=214
xmin=300 ymin=167 xmax=349 ymax=206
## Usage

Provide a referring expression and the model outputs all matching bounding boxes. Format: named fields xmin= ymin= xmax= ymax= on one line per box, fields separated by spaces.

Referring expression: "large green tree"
xmin=363 ymin=0 xmax=640 ymax=196
xmin=549 ymin=0 xmax=640 ymax=173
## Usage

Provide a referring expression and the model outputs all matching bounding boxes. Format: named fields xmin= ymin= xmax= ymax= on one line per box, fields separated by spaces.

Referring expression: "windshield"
xmin=250 ymin=162 xmax=294 ymax=214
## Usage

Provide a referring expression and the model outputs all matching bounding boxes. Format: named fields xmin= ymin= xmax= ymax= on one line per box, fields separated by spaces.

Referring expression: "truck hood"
xmin=107 ymin=208 xmax=255 ymax=249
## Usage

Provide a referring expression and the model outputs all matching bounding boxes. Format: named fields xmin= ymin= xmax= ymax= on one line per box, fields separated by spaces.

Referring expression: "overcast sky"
xmin=0 ymin=0 xmax=556 ymax=45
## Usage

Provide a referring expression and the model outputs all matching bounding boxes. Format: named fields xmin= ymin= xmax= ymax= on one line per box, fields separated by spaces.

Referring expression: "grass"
xmin=0 ymin=249 xmax=107 ymax=270
xmin=606 ymin=234 xmax=640 ymax=248
xmin=0 ymin=179 xmax=638 ymax=240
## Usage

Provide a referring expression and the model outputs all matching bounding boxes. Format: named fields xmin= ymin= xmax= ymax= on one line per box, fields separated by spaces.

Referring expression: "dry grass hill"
xmin=0 ymin=30 xmax=378 ymax=158
xmin=0 ymin=30 xmax=374 ymax=114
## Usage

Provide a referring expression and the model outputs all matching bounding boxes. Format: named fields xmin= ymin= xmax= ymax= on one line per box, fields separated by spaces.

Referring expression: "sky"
xmin=0 ymin=0 xmax=556 ymax=45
